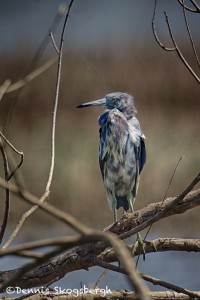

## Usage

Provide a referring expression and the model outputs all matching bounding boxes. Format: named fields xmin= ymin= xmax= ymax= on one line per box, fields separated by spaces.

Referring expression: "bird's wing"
xmin=138 ymin=137 xmax=146 ymax=173
xmin=132 ymin=137 xmax=146 ymax=198
xmin=98 ymin=112 xmax=109 ymax=180
xmin=99 ymin=127 xmax=106 ymax=180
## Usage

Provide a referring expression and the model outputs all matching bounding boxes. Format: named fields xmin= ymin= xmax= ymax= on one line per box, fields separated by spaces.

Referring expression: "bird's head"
xmin=77 ymin=92 xmax=136 ymax=119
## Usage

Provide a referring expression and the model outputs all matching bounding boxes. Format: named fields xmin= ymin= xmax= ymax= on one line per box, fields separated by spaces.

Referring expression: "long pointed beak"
xmin=76 ymin=98 xmax=106 ymax=108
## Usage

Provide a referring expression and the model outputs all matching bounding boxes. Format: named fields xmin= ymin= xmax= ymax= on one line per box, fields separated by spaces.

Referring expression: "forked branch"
xmin=152 ymin=0 xmax=200 ymax=84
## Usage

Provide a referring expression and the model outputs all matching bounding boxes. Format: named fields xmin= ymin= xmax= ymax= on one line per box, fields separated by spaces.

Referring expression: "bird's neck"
xmin=122 ymin=109 xmax=134 ymax=120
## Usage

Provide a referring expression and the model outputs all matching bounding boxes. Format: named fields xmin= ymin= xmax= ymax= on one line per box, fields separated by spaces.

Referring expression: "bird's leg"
xmin=102 ymin=189 xmax=118 ymax=258
xmin=112 ymin=188 xmax=117 ymax=223
xmin=128 ymin=192 xmax=146 ymax=260
xmin=128 ymin=192 xmax=135 ymax=213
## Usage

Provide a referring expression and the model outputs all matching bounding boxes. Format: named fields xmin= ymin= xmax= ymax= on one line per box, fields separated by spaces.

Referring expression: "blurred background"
xmin=0 ymin=0 xmax=200 ymax=292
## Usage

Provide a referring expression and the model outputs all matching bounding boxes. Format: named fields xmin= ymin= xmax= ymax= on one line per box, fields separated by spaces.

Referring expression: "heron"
xmin=77 ymin=92 xmax=146 ymax=223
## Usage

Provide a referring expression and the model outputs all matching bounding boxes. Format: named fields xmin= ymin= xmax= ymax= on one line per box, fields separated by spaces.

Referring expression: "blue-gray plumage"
xmin=77 ymin=92 xmax=146 ymax=222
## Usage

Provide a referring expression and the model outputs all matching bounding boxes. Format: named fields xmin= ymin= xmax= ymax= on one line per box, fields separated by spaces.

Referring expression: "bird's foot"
xmin=132 ymin=232 xmax=146 ymax=261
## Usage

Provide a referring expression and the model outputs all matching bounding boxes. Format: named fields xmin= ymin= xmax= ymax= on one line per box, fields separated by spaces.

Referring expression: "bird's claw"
xmin=132 ymin=233 xmax=146 ymax=261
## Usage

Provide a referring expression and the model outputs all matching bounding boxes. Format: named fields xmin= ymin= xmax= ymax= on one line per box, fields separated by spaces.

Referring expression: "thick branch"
xmin=3 ymin=291 xmax=200 ymax=300
xmin=0 ymin=186 xmax=199 ymax=290
xmin=108 ymin=187 xmax=200 ymax=238
xmin=99 ymin=238 xmax=200 ymax=263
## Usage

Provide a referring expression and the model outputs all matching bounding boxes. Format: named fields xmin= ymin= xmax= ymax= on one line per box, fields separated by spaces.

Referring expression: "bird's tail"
xmin=116 ymin=195 xmax=129 ymax=211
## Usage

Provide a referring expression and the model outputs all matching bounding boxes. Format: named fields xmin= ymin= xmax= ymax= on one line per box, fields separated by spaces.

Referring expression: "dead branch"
xmin=91 ymin=257 xmax=200 ymax=299
xmin=0 ymin=178 xmax=200 ymax=243
xmin=1 ymin=236 xmax=199 ymax=260
xmin=0 ymin=140 xmax=10 ymax=244
xmin=177 ymin=0 xmax=200 ymax=13
xmin=0 ymin=131 xmax=24 ymax=181
xmin=0 ymin=177 xmax=150 ymax=299
xmin=50 ymin=30 xmax=59 ymax=54
xmin=182 ymin=0 xmax=200 ymax=67
xmin=0 ymin=174 xmax=199 ymax=291
xmin=0 ymin=79 xmax=11 ymax=101
xmin=3 ymin=291 xmax=200 ymax=300
xmin=0 ymin=177 xmax=94 ymax=234
xmin=2 ymin=0 xmax=73 ymax=250
xmin=0 ymin=133 xmax=24 ymax=244
xmin=99 ymin=238 xmax=200 ymax=263
xmin=152 ymin=0 xmax=200 ymax=84
xmin=3 ymin=57 xmax=57 ymax=94
xmin=114 ymin=174 xmax=200 ymax=239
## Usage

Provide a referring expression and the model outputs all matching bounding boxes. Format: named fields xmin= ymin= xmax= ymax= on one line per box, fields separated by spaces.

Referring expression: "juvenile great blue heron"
xmin=77 ymin=92 xmax=146 ymax=222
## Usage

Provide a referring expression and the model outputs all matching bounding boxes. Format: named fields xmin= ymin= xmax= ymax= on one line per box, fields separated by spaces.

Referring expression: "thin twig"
xmin=136 ymin=155 xmax=186 ymax=265
xmin=5 ymin=57 xmax=57 ymax=94
xmin=93 ymin=258 xmax=200 ymax=299
xmin=164 ymin=11 xmax=200 ymax=84
xmin=152 ymin=0 xmax=176 ymax=51
xmin=177 ymin=0 xmax=200 ymax=12
xmin=182 ymin=0 xmax=200 ymax=67
xmin=0 ymin=79 xmax=11 ymax=102
xmin=0 ymin=131 xmax=23 ymax=156
xmin=2 ymin=1 xmax=74 ymax=249
xmin=50 ymin=30 xmax=60 ymax=54
xmin=45 ymin=0 xmax=75 ymax=194
xmin=0 ymin=140 xmax=10 ymax=245
xmin=152 ymin=0 xmax=200 ymax=84
xmin=28 ymin=3 xmax=68 ymax=70
xmin=190 ymin=0 xmax=200 ymax=11
xmin=141 ymin=273 xmax=200 ymax=298
xmin=0 ymin=133 xmax=24 ymax=245
xmin=93 ymin=269 xmax=108 ymax=289
xmin=178 ymin=0 xmax=198 ymax=13
xmin=0 ymin=131 xmax=24 ymax=181
xmin=0 ymin=177 xmax=92 ymax=235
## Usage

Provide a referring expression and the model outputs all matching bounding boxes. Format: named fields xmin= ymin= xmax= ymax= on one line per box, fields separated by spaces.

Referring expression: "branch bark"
xmin=0 ymin=185 xmax=199 ymax=291
xmin=3 ymin=290 xmax=200 ymax=300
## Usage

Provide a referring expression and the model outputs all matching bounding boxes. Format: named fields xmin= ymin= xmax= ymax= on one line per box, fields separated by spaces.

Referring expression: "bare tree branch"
xmin=2 ymin=0 xmax=73 ymax=249
xmin=92 ymin=257 xmax=200 ymax=299
xmin=0 ymin=177 xmax=92 ymax=234
xmin=164 ymin=11 xmax=200 ymax=84
xmin=2 ymin=291 xmax=200 ymax=300
xmin=0 ymin=140 xmax=10 ymax=245
xmin=28 ymin=3 xmax=68 ymax=70
xmin=152 ymin=0 xmax=176 ymax=51
xmin=152 ymin=0 xmax=200 ymax=84
xmin=50 ymin=31 xmax=60 ymax=54
xmin=0 ymin=132 xmax=24 ymax=182
xmin=118 ymin=172 xmax=200 ymax=240
xmin=177 ymin=0 xmax=200 ymax=12
xmin=0 ymin=177 xmax=150 ymax=299
xmin=0 ymin=79 xmax=11 ymax=102
xmin=5 ymin=57 xmax=57 ymax=94
xmin=0 ymin=133 xmax=24 ymax=245
xmin=182 ymin=0 xmax=200 ymax=67
xmin=0 ymin=172 xmax=199 ymax=291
